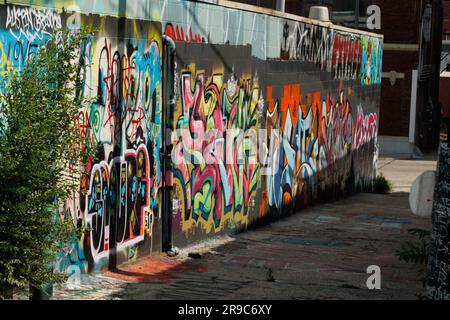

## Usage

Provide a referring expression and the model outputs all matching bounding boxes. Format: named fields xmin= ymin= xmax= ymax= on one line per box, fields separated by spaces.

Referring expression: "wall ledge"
xmin=214 ymin=0 xmax=384 ymax=39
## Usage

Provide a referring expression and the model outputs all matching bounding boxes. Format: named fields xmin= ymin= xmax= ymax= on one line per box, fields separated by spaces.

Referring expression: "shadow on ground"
xmin=72 ymin=191 xmax=430 ymax=301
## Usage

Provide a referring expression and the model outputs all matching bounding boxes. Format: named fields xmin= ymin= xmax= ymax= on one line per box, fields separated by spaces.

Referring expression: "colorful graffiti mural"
xmin=164 ymin=23 xmax=203 ymax=43
xmin=172 ymin=69 xmax=260 ymax=235
xmin=0 ymin=1 xmax=383 ymax=273
xmin=56 ymin=14 xmax=164 ymax=272
xmin=280 ymin=20 xmax=383 ymax=85
xmin=265 ymin=84 xmax=378 ymax=210
xmin=0 ymin=5 xmax=58 ymax=101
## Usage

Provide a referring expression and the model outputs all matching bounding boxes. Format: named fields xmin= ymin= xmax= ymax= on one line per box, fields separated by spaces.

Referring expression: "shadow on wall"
xmin=0 ymin=2 xmax=381 ymax=276
xmin=245 ymin=138 xmax=378 ymax=231
xmin=170 ymin=59 xmax=379 ymax=245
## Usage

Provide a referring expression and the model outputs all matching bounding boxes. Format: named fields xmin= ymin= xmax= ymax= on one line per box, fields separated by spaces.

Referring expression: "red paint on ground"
xmin=103 ymin=256 xmax=208 ymax=284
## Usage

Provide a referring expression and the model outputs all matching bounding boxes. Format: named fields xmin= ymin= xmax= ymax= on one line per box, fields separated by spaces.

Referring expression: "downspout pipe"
xmin=162 ymin=34 xmax=177 ymax=107
xmin=162 ymin=35 xmax=177 ymax=110
xmin=161 ymin=34 xmax=176 ymax=253
xmin=163 ymin=35 xmax=176 ymax=53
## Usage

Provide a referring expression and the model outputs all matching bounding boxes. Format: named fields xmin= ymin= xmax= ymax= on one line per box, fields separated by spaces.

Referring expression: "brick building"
xmin=294 ymin=0 xmax=443 ymax=154
xmin=234 ymin=0 xmax=444 ymax=154
xmin=444 ymin=0 xmax=450 ymax=46
xmin=440 ymin=0 xmax=450 ymax=119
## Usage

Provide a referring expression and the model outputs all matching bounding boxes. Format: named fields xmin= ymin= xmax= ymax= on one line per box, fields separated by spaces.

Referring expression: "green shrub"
xmin=396 ymin=229 xmax=431 ymax=290
xmin=0 ymin=29 xmax=93 ymax=294
xmin=397 ymin=229 xmax=431 ymax=265
xmin=373 ymin=174 xmax=393 ymax=194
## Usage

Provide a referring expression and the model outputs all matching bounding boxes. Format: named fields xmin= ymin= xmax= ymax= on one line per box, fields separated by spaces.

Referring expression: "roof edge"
xmin=214 ymin=0 xmax=384 ymax=39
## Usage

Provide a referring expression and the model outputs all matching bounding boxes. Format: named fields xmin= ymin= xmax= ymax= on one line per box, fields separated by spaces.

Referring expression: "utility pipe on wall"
xmin=409 ymin=69 xmax=419 ymax=144
xmin=161 ymin=35 xmax=176 ymax=253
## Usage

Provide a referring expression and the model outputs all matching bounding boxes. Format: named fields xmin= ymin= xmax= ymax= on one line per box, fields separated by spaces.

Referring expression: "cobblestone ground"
xmin=45 ymin=156 xmax=435 ymax=300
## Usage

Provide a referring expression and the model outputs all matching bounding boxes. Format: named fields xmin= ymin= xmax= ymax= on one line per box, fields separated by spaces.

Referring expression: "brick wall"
xmin=375 ymin=0 xmax=422 ymax=43
xmin=440 ymin=77 xmax=450 ymax=117
xmin=376 ymin=0 xmax=422 ymax=137
xmin=0 ymin=0 xmax=382 ymax=273
xmin=240 ymin=0 xmax=443 ymax=142
xmin=380 ymin=51 xmax=419 ymax=136
xmin=443 ymin=0 xmax=450 ymax=34
xmin=285 ymin=0 xmax=302 ymax=15
xmin=233 ymin=0 xmax=426 ymax=138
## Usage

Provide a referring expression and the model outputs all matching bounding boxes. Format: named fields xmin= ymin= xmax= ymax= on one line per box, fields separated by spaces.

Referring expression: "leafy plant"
xmin=373 ymin=174 xmax=393 ymax=194
xmin=397 ymin=229 xmax=431 ymax=265
xmin=396 ymin=229 xmax=431 ymax=290
xmin=0 ymin=29 xmax=94 ymax=295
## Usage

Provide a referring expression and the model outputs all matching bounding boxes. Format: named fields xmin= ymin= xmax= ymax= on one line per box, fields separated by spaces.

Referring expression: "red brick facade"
xmin=379 ymin=51 xmax=419 ymax=136
xmin=236 ymin=0 xmax=443 ymax=141
xmin=444 ymin=0 xmax=450 ymax=34
xmin=285 ymin=0 xmax=424 ymax=137
xmin=375 ymin=0 xmax=422 ymax=43
xmin=376 ymin=0 xmax=422 ymax=137
xmin=285 ymin=0 xmax=302 ymax=15
xmin=441 ymin=77 xmax=450 ymax=117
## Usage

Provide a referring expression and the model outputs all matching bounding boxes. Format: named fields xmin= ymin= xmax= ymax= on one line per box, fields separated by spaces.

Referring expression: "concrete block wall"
xmin=0 ymin=0 xmax=383 ymax=274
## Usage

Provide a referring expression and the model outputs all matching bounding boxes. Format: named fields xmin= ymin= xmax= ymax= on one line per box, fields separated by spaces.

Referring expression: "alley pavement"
xmin=52 ymin=156 xmax=438 ymax=300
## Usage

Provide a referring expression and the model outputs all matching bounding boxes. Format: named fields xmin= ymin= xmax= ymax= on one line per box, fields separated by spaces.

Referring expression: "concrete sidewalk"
xmin=53 ymin=156 xmax=438 ymax=300
xmin=378 ymin=154 xmax=438 ymax=192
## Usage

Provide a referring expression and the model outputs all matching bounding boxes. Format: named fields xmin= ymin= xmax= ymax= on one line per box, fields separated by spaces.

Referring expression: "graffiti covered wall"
xmin=168 ymin=4 xmax=382 ymax=245
xmin=171 ymin=40 xmax=381 ymax=246
xmin=0 ymin=5 xmax=165 ymax=273
xmin=0 ymin=0 xmax=383 ymax=272
xmin=64 ymin=15 xmax=164 ymax=272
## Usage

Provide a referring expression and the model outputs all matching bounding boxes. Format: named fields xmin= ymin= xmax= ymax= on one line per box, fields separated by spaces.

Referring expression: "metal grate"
xmin=441 ymin=52 xmax=450 ymax=73
xmin=420 ymin=64 xmax=433 ymax=81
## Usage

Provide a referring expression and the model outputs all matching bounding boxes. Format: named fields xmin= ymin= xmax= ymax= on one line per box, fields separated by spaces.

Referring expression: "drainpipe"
xmin=161 ymin=35 xmax=176 ymax=253
xmin=163 ymin=35 xmax=176 ymax=55
xmin=108 ymin=0 xmax=127 ymax=272
xmin=409 ymin=70 xmax=419 ymax=145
